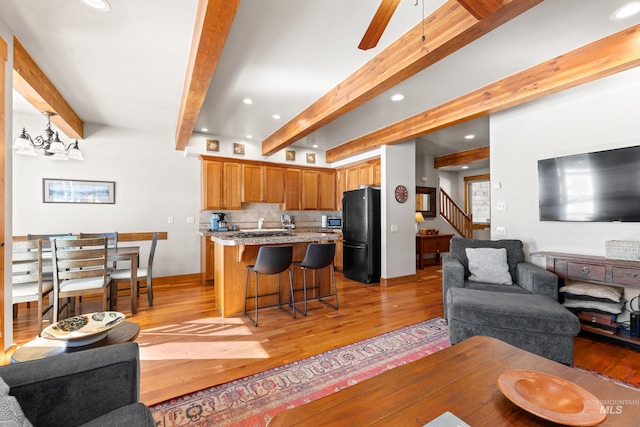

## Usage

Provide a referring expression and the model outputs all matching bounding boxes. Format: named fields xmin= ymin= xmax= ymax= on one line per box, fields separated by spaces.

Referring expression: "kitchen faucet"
xmin=258 ymin=218 xmax=264 ymax=229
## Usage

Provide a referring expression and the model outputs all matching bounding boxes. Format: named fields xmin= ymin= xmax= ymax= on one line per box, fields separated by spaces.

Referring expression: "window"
xmin=464 ymin=174 xmax=490 ymax=225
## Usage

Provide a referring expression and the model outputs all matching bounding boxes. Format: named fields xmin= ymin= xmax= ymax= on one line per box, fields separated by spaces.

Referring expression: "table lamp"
xmin=415 ymin=212 xmax=425 ymax=233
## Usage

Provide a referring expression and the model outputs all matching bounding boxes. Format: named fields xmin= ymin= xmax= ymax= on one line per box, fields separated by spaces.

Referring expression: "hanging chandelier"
xmin=13 ymin=112 xmax=84 ymax=160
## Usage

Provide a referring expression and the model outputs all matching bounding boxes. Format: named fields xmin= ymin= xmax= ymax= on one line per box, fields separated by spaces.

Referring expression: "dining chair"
xmin=51 ymin=237 xmax=111 ymax=322
xmin=12 ymin=240 xmax=54 ymax=333
xmin=27 ymin=233 xmax=74 ymax=250
xmin=244 ymin=245 xmax=295 ymax=327
xmin=110 ymin=232 xmax=158 ymax=308
xmin=292 ymin=243 xmax=338 ymax=316
xmin=79 ymin=232 xmax=118 ymax=271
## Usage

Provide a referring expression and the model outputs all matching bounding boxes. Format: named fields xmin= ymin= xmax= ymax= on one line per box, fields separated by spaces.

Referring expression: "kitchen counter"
xmin=211 ymin=231 xmax=340 ymax=317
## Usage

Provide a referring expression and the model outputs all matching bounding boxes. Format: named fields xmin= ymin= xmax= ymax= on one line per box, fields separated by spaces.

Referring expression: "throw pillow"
xmin=559 ymin=281 xmax=624 ymax=302
xmin=0 ymin=377 xmax=32 ymax=427
xmin=465 ymin=247 xmax=513 ymax=285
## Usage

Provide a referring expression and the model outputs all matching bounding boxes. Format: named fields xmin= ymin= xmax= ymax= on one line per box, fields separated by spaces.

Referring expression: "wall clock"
xmin=395 ymin=185 xmax=408 ymax=203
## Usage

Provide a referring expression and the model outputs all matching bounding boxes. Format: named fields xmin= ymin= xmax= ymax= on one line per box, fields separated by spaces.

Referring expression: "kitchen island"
xmin=211 ymin=231 xmax=340 ymax=317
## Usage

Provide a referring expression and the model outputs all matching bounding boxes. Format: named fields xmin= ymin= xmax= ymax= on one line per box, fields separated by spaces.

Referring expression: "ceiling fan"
xmin=358 ymin=0 xmax=504 ymax=51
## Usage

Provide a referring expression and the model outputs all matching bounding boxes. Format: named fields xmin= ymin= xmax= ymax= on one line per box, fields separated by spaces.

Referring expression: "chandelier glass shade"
xmin=13 ymin=112 xmax=84 ymax=161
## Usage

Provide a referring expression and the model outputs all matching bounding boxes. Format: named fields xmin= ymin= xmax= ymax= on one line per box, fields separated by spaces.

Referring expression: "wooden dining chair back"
xmin=79 ymin=232 xmax=118 ymax=270
xmin=12 ymin=240 xmax=54 ymax=333
xmin=51 ymin=237 xmax=111 ymax=322
xmin=110 ymin=232 xmax=158 ymax=308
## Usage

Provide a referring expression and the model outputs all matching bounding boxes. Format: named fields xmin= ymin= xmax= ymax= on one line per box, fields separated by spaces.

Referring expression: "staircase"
xmin=440 ymin=189 xmax=473 ymax=238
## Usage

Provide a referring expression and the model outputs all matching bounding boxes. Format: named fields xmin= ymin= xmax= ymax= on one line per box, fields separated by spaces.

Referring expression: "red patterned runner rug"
xmin=150 ymin=317 xmax=451 ymax=427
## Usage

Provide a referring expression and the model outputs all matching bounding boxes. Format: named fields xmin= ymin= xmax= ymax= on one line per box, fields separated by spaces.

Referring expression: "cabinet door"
xmin=223 ymin=162 xmax=242 ymax=209
xmin=284 ymin=168 xmax=302 ymax=210
xmin=358 ymin=164 xmax=374 ymax=186
xmin=334 ymin=234 xmax=343 ymax=271
xmin=318 ymin=170 xmax=336 ymax=210
xmin=336 ymin=169 xmax=347 ymax=210
xmin=347 ymin=167 xmax=359 ymax=191
xmin=302 ymin=170 xmax=319 ymax=210
xmin=242 ymin=164 xmax=264 ymax=203
xmin=373 ymin=159 xmax=381 ymax=186
xmin=264 ymin=166 xmax=285 ymax=203
xmin=201 ymin=160 xmax=223 ymax=210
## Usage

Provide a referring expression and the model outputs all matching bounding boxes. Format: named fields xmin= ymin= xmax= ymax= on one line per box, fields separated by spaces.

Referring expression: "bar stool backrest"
xmin=299 ymin=243 xmax=336 ymax=270
xmin=252 ymin=246 xmax=293 ymax=275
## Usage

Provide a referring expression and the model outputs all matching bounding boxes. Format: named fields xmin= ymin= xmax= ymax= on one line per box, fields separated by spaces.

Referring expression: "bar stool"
xmin=244 ymin=245 xmax=295 ymax=327
xmin=293 ymin=243 xmax=338 ymax=316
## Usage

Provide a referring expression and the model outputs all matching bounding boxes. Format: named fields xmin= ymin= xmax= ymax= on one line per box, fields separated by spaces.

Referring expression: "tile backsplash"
xmin=200 ymin=204 xmax=340 ymax=230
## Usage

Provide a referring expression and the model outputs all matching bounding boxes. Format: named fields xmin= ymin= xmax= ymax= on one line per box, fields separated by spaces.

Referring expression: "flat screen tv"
xmin=538 ymin=145 xmax=640 ymax=222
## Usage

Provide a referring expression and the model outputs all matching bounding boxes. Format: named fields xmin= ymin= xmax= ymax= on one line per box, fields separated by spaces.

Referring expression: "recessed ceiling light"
xmin=462 ymin=165 xmax=469 ymax=170
xmin=611 ymin=2 xmax=640 ymax=20
xmin=243 ymin=98 xmax=253 ymax=105
xmin=272 ymin=114 xmax=281 ymax=120
xmin=390 ymin=94 xmax=405 ymax=102
xmin=200 ymin=128 xmax=208 ymax=132
xmin=464 ymin=134 xmax=475 ymax=140
xmin=312 ymin=144 xmax=319 ymax=148
xmin=78 ymin=0 xmax=110 ymax=12
xmin=246 ymin=135 xmax=253 ymax=139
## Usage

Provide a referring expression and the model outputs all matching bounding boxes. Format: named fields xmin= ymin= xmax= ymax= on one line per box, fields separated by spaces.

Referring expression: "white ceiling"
xmin=3 ymin=0 xmax=640 ymax=169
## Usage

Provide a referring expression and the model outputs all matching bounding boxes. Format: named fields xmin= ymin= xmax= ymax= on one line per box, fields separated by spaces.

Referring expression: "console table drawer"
xmin=567 ymin=262 xmax=606 ymax=282
xmin=612 ymin=267 xmax=640 ymax=286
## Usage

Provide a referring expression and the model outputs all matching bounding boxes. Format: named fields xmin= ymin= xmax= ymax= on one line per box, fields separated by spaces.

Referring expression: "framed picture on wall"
xmin=206 ymin=139 xmax=219 ymax=152
xmin=43 ymin=179 xmax=116 ymax=204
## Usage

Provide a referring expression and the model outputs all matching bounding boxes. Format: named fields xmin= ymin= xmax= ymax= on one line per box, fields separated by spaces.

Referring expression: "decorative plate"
xmin=41 ymin=312 xmax=125 ymax=347
xmin=497 ymin=370 xmax=607 ymax=426
xmin=394 ymin=185 xmax=408 ymax=203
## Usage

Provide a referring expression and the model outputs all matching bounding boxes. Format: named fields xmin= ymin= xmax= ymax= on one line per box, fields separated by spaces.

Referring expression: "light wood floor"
xmin=8 ymin=266 xmax=640 ymax=405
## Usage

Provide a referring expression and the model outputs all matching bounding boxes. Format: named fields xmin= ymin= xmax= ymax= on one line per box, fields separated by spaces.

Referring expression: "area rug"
xmin=150 ymin=317 xmax=450 ymax=427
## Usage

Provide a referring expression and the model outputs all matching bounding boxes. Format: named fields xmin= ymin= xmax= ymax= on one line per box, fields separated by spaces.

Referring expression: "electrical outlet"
xmin=186 ymin=216 xmax=195 ymax=224
xmin=497 ymin=201 xmax=507 ymax=211
xmin=390 ymin=225 xmax=399 ymax=233
xmin=496 ymin=226 xmax=506 ymax=235
xmin=168 ymin=216 xmax=174 ymax=224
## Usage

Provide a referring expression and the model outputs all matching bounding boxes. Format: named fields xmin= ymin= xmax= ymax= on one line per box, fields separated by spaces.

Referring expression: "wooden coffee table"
xmin=10 ymin=321 xmax=140 ymax=363
xmin=268 ymin=336 xmax=640 ymax=426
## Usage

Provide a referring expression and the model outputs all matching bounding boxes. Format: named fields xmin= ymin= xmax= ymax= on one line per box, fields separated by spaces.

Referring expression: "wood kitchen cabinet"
xmin=336 ymin=157 xmax=381 ymax=210
xmin=264 ymin=166 xmax=285 ymax=203
xmin=334 ymin=233 xmax=343 ymax=271
xmin=223 ymin=162 xmax=242 ymax=209
xmin=301 ymin=170 xmax=319 ymax=210
xmin=336 ymin=169 xmax=347 ymax=210
xmin=201 ymin=158 xmax=241 ymax=210
xmin=241 ymin=164 xmax=263 ymax=202
xmin=318 ymin=170 xmax=336 ymax=210
xmin=284 ymin=168 xmax=302 ymax=210
xmin=200 ymin=236 xmax=215 ymax=285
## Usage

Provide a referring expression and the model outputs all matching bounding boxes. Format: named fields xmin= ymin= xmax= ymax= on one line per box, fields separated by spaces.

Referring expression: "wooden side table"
xmin=416 ymin=234 xmax=453 ymax=269
xmin=10 ymin=321 xmax=140 ymax=363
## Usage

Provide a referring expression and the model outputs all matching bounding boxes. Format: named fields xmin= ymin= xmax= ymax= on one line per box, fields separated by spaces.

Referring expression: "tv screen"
xmin=538 ymin=145 xmax=640 ymax=222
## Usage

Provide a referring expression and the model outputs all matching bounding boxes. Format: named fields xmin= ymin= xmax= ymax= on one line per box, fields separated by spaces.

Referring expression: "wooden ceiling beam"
xmin=174 ymin=0 xmax=240 ymax=151
xmin=326 ymin=24 xmax=640 ymax=163
xmin=13 ymin=37 xmax=83 ymax=139
xmin=262 ymin=0 xmax=542 ymax=156
xmin=457 ymin=0 xmax=504 ymax=20
xmin=434 ymin=146 xmax=490 ymax=168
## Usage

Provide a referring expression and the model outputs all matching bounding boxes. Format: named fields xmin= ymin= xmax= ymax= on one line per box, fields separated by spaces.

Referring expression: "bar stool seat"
xmin=244 ymin=245 xmax=295 ymax=326
xmin=293 ymin=243 xmax=338 ymax=316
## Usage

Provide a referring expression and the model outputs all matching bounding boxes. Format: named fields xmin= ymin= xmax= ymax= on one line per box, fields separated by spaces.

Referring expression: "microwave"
xmin=327 ymin=217 xmax=342 ymax=228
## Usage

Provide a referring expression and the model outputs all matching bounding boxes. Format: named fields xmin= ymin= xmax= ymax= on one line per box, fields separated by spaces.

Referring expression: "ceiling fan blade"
xmin=358 ymin=0 xmax=401 ymax=50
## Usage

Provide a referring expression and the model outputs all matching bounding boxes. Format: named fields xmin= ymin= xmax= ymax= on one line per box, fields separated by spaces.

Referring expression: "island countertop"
xmin=209 ymin=231 xmax=341 ymax=246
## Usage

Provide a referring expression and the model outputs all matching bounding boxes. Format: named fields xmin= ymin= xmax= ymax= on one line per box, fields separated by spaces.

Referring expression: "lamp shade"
xmin=415 ymin=212 xmax=426 ymax=223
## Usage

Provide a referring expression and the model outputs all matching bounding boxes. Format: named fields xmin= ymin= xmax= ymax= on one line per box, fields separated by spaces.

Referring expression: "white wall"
xmin=491 ymin=66 xmax=640 ymax=265
xmin=12 ymin=112 xmax=201 ymax=277
xmin=381 ymin=141 xmax=416 ymax=279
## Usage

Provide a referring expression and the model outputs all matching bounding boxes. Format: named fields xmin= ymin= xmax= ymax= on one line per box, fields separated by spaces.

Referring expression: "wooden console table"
xmin=532 ymin=251 xmax=640 ymax=347
xmin=416 ymin=234 xmax=453 ymax=269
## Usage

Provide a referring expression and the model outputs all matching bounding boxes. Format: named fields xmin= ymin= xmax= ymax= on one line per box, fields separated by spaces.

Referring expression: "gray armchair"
xmin=0 ymin=342 xmax=154 ymax=427
xmin=442 ymin=237 xmax=558 ymax=318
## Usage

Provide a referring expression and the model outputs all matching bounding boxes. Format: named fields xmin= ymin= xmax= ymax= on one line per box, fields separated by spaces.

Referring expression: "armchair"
xmin=0 ymin=342 xmax=153 ymax=427
xmin=442 ymin=237 xmax=558 ymax=318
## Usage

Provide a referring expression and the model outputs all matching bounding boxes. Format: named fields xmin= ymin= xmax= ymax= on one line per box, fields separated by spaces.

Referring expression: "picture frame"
xmin=233 ymin=143 xmax=245 ymax=155
xmin=306 ymin=153 xmax=316 ymax=164
xmin=206 ymin=139 xmax=219 ymax=152
xmin=285 ymin=149 xmax=296 ymax=161
xmin=43 ymin=179 xmax=116 ymax=204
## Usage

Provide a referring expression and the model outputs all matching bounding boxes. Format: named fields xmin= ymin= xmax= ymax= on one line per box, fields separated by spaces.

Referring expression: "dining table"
xmin=108 ymin=246 xmax=140 ymax=314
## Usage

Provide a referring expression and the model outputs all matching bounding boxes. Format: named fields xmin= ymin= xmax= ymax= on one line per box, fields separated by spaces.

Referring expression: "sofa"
xmin=442 ymin=237 xmax=580 ymax=364
xmin=0 ymin=342 xmax=154 ymax=427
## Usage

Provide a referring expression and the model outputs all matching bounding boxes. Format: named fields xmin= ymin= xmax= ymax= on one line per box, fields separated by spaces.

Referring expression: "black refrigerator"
xmin=342 ymin=187 xmax=381 ymax=284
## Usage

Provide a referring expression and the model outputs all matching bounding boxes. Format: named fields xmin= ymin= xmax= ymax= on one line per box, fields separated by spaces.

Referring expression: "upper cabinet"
xmin=336 ymin=157 xmax=381 ymax=210
xmin=241 ymin=164 xmax=264 ymax=203
xmin=201 ymin=159 xmax=242 ymax=210
xmin=222 ymin=162 xmax=242 ymax=210
xmin=264 ymin=166 xmax=285 ymax=203
xmin=284 ymin=168 xmax=302 ymax=210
